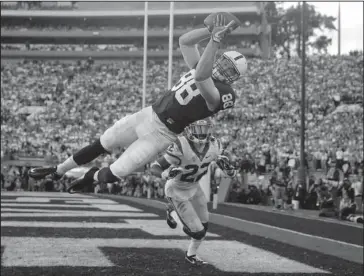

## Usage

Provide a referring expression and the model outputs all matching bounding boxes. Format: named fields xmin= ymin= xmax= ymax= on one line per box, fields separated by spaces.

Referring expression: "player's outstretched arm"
xmin=195 ymin=17 xmax=237 ymax=111
xmin=194 ymin=38 xmax=221 ymax=111
xmin=179 ymin=28 xmax=211 ymax=70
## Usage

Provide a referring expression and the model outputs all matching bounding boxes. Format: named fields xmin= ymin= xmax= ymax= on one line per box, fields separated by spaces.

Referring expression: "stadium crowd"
xmin=1 ymin=42 xmax=255 ymax=52
xmin=2 ymin=55 xmax=362 ymax=159
xmin=1 ymin=1 xmax=77 ymax=10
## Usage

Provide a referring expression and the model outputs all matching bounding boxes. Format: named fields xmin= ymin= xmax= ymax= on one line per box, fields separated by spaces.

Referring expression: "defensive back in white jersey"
xmin=163 ymin=135 xmax=222 ymax=201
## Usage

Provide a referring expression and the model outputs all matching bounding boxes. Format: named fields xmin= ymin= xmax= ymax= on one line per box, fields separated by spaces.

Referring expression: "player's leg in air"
xmin=29 ymin=107 xmax=177 ymax=192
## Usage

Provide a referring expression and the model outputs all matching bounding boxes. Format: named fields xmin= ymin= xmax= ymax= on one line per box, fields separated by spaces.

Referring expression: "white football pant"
xmin=167 ymin=185 xmax=209 ymax=233
xmin=100 ymin=106 xmax=177 ymax=178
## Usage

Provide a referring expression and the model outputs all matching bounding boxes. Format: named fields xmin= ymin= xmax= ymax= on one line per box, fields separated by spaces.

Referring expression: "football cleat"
xmin=67 ymin=167 xmax=99 ymax=194
xmin=185 ymin=252 xmax=208 ymax=265
xmin=29 ymin=167 xmax=62 ymax=180
xmin=166 ymin=204 xmax=177 ymax=229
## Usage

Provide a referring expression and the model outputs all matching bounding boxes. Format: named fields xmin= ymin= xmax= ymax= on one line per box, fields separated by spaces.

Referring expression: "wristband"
xmin=211 ymin=33 xmax=221 ymax=43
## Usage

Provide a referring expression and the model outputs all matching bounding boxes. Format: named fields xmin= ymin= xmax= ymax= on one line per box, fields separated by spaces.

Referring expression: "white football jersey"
xmin=164 ymin=135 xmax=223 ymax=200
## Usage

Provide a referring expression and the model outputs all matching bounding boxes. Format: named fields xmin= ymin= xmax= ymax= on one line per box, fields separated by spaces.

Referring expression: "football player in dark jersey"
xmin=29 ymin=13 xmax=248 ymax=193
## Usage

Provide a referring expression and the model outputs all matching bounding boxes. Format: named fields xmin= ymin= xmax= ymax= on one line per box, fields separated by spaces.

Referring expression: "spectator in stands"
xmin=337 ymin=178 xmax=356 ymax=218
xmin=335 ymin=147 xmax=344 ymax=170
xmin=293 ymin=180 xmax=306 ymax=210
xmin=284 ymin=181 xmax=294 ymax=210
xmin=306 ymin=178 xmax=320 ymax=210
xmin=1 ymin=173 xmax=5 ymax=190
xmin=270 ymin=171 xmax=286 ymax=210
xmin=351 ymin=173 xmax=363 ymax=214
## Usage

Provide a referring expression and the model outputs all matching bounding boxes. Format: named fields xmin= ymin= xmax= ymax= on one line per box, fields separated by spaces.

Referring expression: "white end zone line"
xmin=213 ymin=213 xmax=363 ymax=249
xmin=98 ymin=194 xmax=363 ymax=264
xmin=0 ymin=191 xmax=92 ymax=198
xmin=224 ymin=202 xmax=363 ymax=229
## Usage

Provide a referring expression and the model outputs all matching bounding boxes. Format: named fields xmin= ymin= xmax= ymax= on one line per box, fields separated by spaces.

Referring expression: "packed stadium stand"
xmin=1 ymin=2 xmax=363 ymax=221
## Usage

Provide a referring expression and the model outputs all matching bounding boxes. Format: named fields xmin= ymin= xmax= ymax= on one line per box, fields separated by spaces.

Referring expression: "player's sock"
xmin=73 ymin=139 xmax=109 ymax=165
xmin=187 ymin=238 xmax=203 ymax=257
xmin=57 ymin=139 xmax=108 ymax=175
xmin=96 ymin=167 xmax=119 ymax=183
xmin=56 ymin=156 xmax=78 ymax=175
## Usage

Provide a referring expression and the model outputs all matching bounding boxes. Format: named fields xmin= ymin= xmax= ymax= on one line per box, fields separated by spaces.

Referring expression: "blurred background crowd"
xmin=1 ymin=1 xmax=363 ymax=223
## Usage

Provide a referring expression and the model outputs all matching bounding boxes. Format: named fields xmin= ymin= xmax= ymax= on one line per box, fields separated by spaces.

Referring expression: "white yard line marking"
xmin=14 ymin=198 xmax=51 ymax=203
xmin=1 ymin=237 xmax=329 ymax=273
xmin=1 ymin=203 xmax=92 ymax=208
xmin=1 ymin=197 xmax=119 ymax=205
xmin=1 ymin=192 xmax=92 ymax=198
xmin=91 ymin=204 xmax=142 ymax=211
xmin=1 ymin=207 xmax=141 ymax=213
xmin=0 ymin=199 xmax=18 ymax=203
xmin=1 ymin=212 xmax=158 ymax=218
xmin=0 ymin=220 xmax=219 ymax=237
xmin=1 ymin=197 xmax=92 ymax=203
xmin=10 ymin=197 xmax=119 ymax=204
xmin=64 ymin=199 xmax=118 ymax=204
xmin=1 ymin=203 xmax=142 ymax=212
xmin=2 ymin=208 xmax=81 ymax=213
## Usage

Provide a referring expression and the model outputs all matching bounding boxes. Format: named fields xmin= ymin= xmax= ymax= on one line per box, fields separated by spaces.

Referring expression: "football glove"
xmin=216 ymin=155 xmax=237 ymax=177
xmin=161 ymin=167 xmax=183 ymax=180
xmin=216 ymin=155 xmax=232 ymax=170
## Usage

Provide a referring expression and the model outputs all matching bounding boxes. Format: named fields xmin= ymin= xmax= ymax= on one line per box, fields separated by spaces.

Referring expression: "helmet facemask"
xmin=212 ymin=54 xmax=241 ymax=84
xmin=185 ymin=120 xmax=212 ymax=145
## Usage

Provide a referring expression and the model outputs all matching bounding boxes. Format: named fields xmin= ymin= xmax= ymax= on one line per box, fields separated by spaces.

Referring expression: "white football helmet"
xmin=185 ymin=119 xmax=212 ymax=145
xmin=212 ymin=51 xmax=247 ymax=84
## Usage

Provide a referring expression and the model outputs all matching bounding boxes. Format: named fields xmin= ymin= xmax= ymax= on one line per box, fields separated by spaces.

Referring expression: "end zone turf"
xmin=1 ymin=192 xmax=362 ymax=276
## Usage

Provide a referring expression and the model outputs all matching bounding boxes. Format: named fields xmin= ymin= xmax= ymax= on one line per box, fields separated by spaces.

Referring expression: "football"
xmin=203 ymin=12 xmax=242 ymax=33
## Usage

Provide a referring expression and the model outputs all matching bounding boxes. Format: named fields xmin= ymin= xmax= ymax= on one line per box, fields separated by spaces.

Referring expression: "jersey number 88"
xmin=172 ymin=71 xmax=199 ymax=105
xmin=222 ymin=93 xmax=233 ymax=109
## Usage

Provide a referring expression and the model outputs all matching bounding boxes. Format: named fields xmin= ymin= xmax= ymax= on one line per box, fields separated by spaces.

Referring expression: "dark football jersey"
xmin=152 ymin=68 xmax=236 ymax=134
